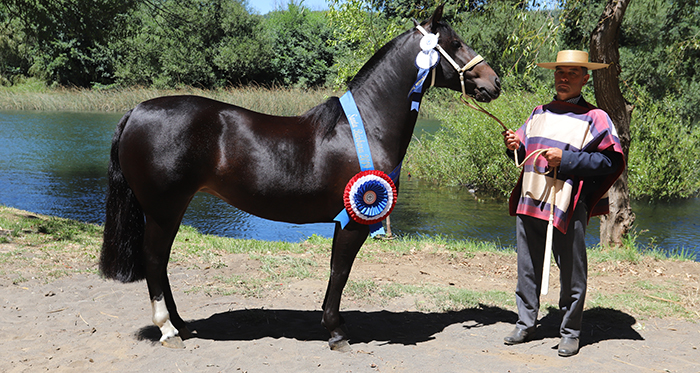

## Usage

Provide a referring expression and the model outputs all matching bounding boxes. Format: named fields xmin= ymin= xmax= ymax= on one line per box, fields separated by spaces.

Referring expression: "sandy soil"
xmin=1 ymin=245 xmax=699 ymax=372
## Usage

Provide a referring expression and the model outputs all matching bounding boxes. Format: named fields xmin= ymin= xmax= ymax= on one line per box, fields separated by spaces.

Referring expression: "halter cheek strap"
xmin=415 ymin=24 xmax=484 ymax=98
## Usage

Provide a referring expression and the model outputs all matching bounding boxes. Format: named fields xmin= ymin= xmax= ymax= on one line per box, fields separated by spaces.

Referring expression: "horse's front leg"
xmin=143 ymin=217 xmax=192 ymax=348
xmin=321 ymin=222 xmax=369 ymax=351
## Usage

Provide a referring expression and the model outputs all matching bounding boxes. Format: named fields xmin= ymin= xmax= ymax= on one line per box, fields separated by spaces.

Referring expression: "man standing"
xmin=502 ymin=50 xmax=625 ymax=357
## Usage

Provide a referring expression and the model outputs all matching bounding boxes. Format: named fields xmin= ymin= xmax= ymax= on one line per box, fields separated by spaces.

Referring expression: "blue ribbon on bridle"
xmin=334 ymin=90 xmax=401 ymax=237
xmin=408 ymin=31 xmax=441 ymax=112
xmin=408 ymin=67 xmax=433 ymax=112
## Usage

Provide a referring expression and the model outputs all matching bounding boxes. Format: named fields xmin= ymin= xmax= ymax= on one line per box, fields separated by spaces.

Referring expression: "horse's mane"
xmin=301 ymin=28 xmax=416 ymax=138
xmin=300 ymin=96 xmax=343 ymax=139
xmin=347 ymin=28 xmax=413 ymax=91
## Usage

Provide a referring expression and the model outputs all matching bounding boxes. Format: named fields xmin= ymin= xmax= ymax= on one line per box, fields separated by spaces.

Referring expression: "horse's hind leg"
xmin=321 ymin=222 xmax=369 ymax=351
xmin=142 ymin=211 xmax=191 ymax=348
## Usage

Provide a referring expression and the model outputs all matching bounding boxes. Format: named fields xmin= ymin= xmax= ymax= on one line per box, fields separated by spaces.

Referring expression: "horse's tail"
xmin=99 ymin=110 xmax=146 ymax=283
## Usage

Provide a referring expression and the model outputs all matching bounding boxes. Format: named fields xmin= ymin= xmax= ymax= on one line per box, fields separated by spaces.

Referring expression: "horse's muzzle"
xmin=474 ymin=76 xmax=501 ymax=103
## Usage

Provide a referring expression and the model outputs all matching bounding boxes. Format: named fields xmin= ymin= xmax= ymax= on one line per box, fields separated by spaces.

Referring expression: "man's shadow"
xmin=528 ymin=306 xmax=644 ymax=349
xmin=136 ymin=304 xmax=643 ymax=347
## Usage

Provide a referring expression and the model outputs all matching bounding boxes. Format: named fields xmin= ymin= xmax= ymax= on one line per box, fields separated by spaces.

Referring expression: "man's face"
xmin=554 ymin=66 xmax=590 ymax=101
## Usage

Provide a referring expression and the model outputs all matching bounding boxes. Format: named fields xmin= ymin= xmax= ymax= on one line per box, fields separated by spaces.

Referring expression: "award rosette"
xmin=416 ymin=33 xmax=440 ymax=70
xmin=343 ymin=170 xmax=397 ymax=225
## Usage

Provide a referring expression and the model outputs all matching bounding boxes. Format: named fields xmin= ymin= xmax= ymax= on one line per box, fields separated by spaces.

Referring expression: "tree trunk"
xmin=589 ymin=0 xmax=635 ymax=247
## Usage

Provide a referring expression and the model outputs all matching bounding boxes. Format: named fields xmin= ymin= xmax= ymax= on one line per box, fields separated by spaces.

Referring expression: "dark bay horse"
xmin=99 ymin=5 xmax=500 ymax=350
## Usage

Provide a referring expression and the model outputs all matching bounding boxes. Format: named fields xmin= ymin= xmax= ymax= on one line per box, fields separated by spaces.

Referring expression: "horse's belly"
xmin=201 ymin=186 xmax=341 ymax=225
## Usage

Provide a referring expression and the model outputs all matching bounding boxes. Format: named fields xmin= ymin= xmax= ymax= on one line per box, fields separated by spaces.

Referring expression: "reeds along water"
xmin=0 ymin=86 xmax=338 ymax=115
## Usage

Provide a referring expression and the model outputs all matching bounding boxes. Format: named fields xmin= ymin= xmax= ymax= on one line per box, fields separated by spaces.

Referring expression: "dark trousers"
xmin=514 ymin=203 xmax=588 ymax=338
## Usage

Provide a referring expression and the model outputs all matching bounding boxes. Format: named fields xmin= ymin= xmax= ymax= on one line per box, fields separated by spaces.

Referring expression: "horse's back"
xmin=116 ymin=95 xmax=349 ymax=223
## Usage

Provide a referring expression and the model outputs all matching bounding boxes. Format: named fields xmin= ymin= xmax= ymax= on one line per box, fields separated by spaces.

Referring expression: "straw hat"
xmin=537 ymin=50 xmax=610 ymax=70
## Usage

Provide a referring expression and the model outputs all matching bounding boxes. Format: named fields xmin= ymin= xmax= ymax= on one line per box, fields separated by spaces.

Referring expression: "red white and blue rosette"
xmin=343 ymin=170 xmax=397 ymax=226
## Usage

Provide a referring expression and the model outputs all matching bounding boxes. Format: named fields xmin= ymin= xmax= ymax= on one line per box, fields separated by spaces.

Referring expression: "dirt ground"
xmin=1 ymin=244 xmax=699 ymax=372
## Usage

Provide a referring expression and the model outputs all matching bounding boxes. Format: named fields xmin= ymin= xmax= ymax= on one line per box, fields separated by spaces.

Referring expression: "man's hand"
xmin=502 ymin=130 xmax=561 ymax=168
xmin=502 ymin=129 xmax=520 ymax=151
xmin=543 ymin=148 xmax=562 ymax=167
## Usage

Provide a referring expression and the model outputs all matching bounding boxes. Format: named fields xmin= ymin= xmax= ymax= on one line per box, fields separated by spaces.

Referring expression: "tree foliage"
xmin=265 ymin=2 xmax=336 ymax=87
xmin=453 ymin=1 xmax=559 ymax=89
xmin=327 ymin=0 xmax=404 ymax=87
xmin=0 ymin=0 xmax=339 ymax=88
xmin=111 ymin=0 xmax=272 ymax=88
xmin=560 ymin=0 xmax=700 ymax=125
xmin=367 ymin=0 xmax=487 ymax=21
xmin=1 ymin=0 xmax=136 ymax=86
xmin=2 ymin=0 xmax=698 ymax=106
xmin=628 ymin=96 xmax=700 ymax=201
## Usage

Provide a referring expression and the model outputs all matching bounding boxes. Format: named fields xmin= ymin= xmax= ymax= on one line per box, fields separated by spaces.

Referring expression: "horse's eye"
xmin=451 ymin=40 xmax=461 ymax=49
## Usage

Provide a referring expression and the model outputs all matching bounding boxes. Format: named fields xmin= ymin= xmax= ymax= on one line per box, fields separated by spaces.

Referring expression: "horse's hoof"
xmin=328 ymin=328 xmax=351 ymax=352
xmin=178 ymin=326 xmax=193 ymax=340
xmin=161 ymin=335 xmax=185 ymax=349
xmin=330 ymin=339 xmax=351 ymax=352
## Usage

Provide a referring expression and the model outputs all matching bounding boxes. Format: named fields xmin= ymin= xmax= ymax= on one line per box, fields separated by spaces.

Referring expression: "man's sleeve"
xmin=505 ymin=146 xmax=526 ymax=161
xmin=559 ymin=149 xmax=624 ymax=177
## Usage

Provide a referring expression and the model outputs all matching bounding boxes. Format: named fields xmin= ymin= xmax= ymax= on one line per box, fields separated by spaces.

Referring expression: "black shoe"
xmin=558 ymin=337 xmax=580 ymax=357
xmin=504 ymin=327 xmax=533 ymax=345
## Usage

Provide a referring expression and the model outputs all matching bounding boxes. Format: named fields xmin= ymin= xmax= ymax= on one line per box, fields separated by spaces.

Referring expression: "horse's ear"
xmin=430 ymin=4 xmax=445 ymax=30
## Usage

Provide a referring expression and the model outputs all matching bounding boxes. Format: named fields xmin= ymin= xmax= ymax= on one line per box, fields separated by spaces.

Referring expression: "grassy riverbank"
xmin=1 ymin=205 xmax=697 ymax=321
xmin=0 ymin=82 xmax=337 ymax=115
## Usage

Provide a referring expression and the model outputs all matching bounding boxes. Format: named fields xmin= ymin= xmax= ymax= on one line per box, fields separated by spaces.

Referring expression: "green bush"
xmin=264 ymin=3 xmax=336 ymax=87
xmin=111 ymin=0 xmax=272 ymax=88
xmin=628 ymin=97 xmax=700 ymax=201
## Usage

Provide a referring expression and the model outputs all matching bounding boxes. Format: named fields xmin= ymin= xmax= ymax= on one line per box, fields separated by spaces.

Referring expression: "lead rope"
xmin=414 ymin=20 xmax=557 ymax=294
xmin=460 ymin=96 xmax=508 ymax=131
xmin=541 ymin=166 xmax=557 ymax=295
xmin=462 ymin=99 xmax=557 ymax=296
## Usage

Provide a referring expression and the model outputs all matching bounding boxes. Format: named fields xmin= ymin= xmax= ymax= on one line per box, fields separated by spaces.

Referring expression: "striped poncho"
xmin=508 ymin=100 xmax=625 ymax=234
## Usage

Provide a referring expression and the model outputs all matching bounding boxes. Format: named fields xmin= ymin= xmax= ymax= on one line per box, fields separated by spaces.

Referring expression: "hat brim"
xmin=537 ymin=61 xmax=610 ymax=70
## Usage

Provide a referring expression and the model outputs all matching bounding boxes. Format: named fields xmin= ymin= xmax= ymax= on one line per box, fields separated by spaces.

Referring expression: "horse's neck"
xmin=350 ymin=33 xmax=423 ymax=168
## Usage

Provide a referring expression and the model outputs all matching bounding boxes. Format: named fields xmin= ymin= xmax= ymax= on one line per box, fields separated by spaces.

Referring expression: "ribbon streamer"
xmin=409 ymin=33 xmax=441 ymax=112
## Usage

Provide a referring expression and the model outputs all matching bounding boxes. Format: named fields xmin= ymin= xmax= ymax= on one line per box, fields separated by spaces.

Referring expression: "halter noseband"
xmin=415 ymin=24 xmax=484 ymax=98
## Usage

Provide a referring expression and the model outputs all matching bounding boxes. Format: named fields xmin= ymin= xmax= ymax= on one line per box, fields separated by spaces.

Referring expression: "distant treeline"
xmin=1 ymin=0 xmax=698 ymax=124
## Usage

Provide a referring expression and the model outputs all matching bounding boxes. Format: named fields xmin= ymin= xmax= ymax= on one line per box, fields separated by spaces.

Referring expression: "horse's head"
xmin=418 ymin=5 xmax=501 ymax=102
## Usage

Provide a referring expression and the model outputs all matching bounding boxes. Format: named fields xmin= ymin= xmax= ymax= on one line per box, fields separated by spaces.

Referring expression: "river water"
xmin=0 ymin=110 xmax=698 ymax=260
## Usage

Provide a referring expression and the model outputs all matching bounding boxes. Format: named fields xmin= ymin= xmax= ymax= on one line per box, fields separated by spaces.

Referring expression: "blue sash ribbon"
xmin=334 ymin=91 xmax=402 ymax=236
xmin=339 ymin=91 xmax=374 ymax=171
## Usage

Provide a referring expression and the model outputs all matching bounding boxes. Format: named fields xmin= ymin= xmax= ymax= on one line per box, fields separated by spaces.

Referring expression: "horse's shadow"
xmin=136 ymin=304 xmax=643 ymax=347
xmin=136 ymin=304 xmax=514 ymax=345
